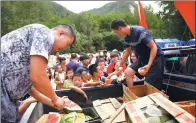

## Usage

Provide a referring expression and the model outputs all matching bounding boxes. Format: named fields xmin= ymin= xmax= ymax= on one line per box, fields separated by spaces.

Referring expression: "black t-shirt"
xmin=124 ymin=26 xmax=163 ymax=63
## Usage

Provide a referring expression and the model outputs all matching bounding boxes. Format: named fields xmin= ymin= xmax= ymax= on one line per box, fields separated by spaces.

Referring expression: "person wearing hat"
xmin=111 ymin=18 xmax=164 ymax=90
xmin=1 ymin=23 xmax=76 ymax=122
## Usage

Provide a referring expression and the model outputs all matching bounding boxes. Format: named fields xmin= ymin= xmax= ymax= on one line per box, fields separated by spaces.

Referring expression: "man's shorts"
xmin=130 ymin=55 xmax=165 ymax=90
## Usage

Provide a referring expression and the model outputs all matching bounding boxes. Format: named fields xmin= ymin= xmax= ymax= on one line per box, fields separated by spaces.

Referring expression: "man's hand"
xmin=52 ymin=96 xmax=66 ymax=110
xmin=138 ymin=64 xmax=150 ymax=76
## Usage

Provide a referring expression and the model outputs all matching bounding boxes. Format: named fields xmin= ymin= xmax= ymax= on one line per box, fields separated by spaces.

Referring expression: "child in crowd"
xmin=54 ymin=65 xmax=66 ymax=90
xmin=65 ymin=68 xmax=74 ymax=82
xmin=107 ymin=52 xmax=126 ymax=74
xmin=59 ymin=57 xmax=67 ymax=72
xmin=76 ymin=68 xmax=102 ymax=87
xmin=76 ymin=68 xmax=91 ymax=83
xmin=95 ymin=58 xmax=108 ymax=77
xmin=63 ymin=74 xmax=88 ymax=101
xmin=72 ymin=74 xmax=84 ymax=87
xmin=107 ymin=66 xmax=125 ymax=83
xmin=89 ymin=64 xmax=119 ymax=85
xmin=107 ymin=61 xmax=125 ymax=83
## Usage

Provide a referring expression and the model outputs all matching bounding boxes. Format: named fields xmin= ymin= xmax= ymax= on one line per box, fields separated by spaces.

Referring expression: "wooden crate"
xmin=175 ymin=100 xmax=196 ymax=117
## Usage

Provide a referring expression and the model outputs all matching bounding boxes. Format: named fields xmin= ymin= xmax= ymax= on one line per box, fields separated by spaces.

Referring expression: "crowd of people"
xmin=49 ymin=50 xmax=144 ymax=96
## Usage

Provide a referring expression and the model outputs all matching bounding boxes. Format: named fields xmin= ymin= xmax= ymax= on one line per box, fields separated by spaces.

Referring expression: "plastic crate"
xmin=87 ymin=119 xmax=102 ymax=123
xmin=83 ymin=107 xmax=100 ymax=122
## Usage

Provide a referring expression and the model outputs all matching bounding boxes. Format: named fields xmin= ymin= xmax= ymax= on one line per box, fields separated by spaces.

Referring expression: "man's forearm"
xmin=148 ymin=46 xmax=157 ymax=67
xmin=29 ymin=87 xmax=54 ymax=107
xmin=121 ymin=47 xmax=132 ymax=65
xmin=31 ymin=75 xmax=57 ymax=101
xmin=18 ymin=101 xmax=31 ymax=116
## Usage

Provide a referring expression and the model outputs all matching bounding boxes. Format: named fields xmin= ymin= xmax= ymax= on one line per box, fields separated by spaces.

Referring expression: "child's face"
xmin=111 ymin=56 xmax=118 ymax=63
xmin=116 ymin=67 xmax=123 ymax=76
xmin=57 ymin=66 xmax=62 ymax=73
xmin=67 ymin=70 xmax=74 ymax=79
xmin=61 ymin=60 xmax=66 ymax=65
xmin=114 ymin=61 xmax=120 ymax=70
xmin=95 ymin=66 xmax=103 ymax=78
xmin=82 ymin=71 xmax=91 ymax=82
xmin=73 ymin=76 xmax=83 ymax=87
xmin=98 ymin=61 xmax=105 ymax=71
xmin=82 ymin=59 xmax=90 ymax=66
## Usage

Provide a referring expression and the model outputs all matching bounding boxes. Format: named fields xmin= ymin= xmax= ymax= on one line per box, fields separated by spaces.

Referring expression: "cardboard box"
xmin=125 ymin=101 xmax=149 ymax=123
xmin=123 ymin=82 xmax=168 ymax=102
xmin=149 ymin=93 xmax=185 ymax=117
xmin=149 ymin=93 xmax=195 ymax=123
xmin=175 ymin=100 xmax=196 ymax=117
xmin=93 ymin=98 xmax=126 ymax=123
xmin=125 ymin=93 xmax=195 ymax=123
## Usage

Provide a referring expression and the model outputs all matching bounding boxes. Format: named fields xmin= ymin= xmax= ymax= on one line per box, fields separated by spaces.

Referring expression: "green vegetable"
xmin=160 ymin=115 xmax=170 ymax=122
xmin=148 ymin=117 xmax=161 ymax=123
xmin=164 ymin=119 xmax=178 ymax=123
xmin=85 ymin=115 xmax=93 ymax=121
xmin=60 ymin=112 xmax=77 ymax=123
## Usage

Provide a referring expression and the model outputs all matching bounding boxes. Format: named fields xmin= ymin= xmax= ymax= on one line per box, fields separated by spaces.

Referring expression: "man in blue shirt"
xmin=66 ymin=53 xmax=81 ymax=73
xmin=111 ymin=18 xmax=165 ymax=90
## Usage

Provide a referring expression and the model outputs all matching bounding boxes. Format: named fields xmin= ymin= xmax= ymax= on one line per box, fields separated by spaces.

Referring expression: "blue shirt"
xmin=124 ymin=26 xmax=163 ymax=63
xmin=66 ymin=61 xmax=81 ymax=73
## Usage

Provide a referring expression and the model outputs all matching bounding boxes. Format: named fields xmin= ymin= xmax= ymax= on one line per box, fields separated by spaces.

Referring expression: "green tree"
xmin=157 ymin=1 xmax=193 ymax=40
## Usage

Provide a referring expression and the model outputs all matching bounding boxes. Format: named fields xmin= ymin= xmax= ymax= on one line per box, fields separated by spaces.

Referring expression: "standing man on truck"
xmin=111 ymin=18 xmax=165 ymax=90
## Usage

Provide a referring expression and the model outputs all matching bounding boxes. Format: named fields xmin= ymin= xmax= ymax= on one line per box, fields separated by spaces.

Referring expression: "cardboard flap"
xmin=125 ymin=101 xmax=149 ymax=123
xmin=123 ymin=84 xmax=138 ymax=102
xmin=149 ymin=93 xmax=185 ymax=117
xmin=176 ymin=112 xmax=195 ymax=123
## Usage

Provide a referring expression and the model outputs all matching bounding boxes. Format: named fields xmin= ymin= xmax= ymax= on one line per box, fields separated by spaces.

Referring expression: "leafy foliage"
xmin=157 ymin=1 xmax=194 ymax=40
xmin=1 ymin=1 xmax=192 ymax=53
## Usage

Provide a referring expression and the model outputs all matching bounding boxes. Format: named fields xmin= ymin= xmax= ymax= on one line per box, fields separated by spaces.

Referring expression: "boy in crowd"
xmin=63 ymin=74 xmax=88 ymax=101
xmin=59 ymin=57 xmax=67 ymax=72
xmin=76 ymin=68 xmax=102 ymax=87
xmin=89 ymin=64 xmax=120 ymax=85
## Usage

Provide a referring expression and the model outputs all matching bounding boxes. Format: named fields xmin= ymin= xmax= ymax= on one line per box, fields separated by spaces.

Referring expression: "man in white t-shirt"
xmin=1 ymin=24 xmax=76 ymax=122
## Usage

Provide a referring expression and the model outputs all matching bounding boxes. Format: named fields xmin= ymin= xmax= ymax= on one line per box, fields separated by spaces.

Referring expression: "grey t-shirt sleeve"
xmin=30 ymin=27 xmax=51 ymax=61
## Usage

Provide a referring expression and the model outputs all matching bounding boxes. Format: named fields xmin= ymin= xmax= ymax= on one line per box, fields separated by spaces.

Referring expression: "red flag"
xmin=174 ymin=1 xmax=196 ymax=38
xmin=138 ymin=0 xmax=148 ymax=30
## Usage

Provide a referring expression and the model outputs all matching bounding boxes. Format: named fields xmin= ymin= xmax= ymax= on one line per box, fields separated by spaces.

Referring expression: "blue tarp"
xmin=155 ymin=38 xmax=182 ymax=48
xmin=187 ymin=39 xmax=196 ymax=46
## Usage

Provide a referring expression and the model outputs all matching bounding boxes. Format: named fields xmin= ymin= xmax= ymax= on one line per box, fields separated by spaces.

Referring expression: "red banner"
xmin=174 ymin=1 xmax=196 ymax=38
xmin=138 ymin=0 xmax=148 ymax=30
